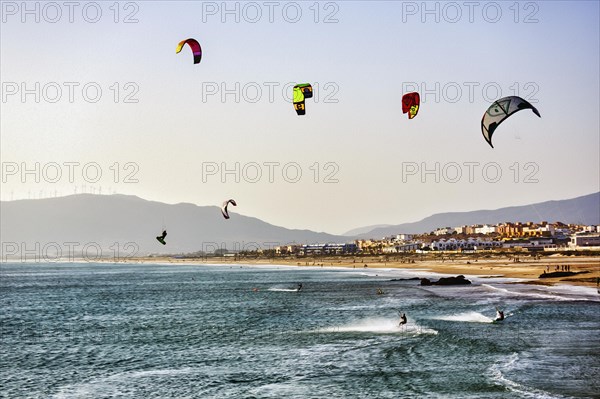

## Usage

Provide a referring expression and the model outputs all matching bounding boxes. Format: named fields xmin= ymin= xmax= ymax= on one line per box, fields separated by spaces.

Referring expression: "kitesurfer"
xmin=495 ymin=308 xmax=505 ymax=321
xmin=297 ymin=283 xmax=303 ymax=292
xmin=399 ymin=313 xmax=407 ymax=326
xmin=156 ymin=230 xmax=167 ymax=245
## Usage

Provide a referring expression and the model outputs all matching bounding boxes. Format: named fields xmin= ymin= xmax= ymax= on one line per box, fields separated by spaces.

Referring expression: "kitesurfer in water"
xmin=399 ymin=313 xmax=407 ymax=326
xmin=297 ymin=283 xmax=303 ymax=292
xmin=495 ymin=308 xmax=505 ymax=321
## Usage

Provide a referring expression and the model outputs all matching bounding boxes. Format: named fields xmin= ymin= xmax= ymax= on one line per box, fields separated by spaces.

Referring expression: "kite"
xmin=293 ymin=83 xmax=313 ymax=115
xmin=402 ymin=92 xmax=420 ymax=119
xmin=156 ymin=230 xmax=167 ymax=245
xmin=221 ymin=199 xmax=237 ymax=219
xmin=176 ymin=38 xmax=202 ymax=64
xmin=481 ymin=96 xmax=540 ymax=148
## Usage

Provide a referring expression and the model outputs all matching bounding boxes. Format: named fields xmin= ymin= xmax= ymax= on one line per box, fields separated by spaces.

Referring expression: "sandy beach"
xmin=118 ymin=253 xmax=600 ymax=288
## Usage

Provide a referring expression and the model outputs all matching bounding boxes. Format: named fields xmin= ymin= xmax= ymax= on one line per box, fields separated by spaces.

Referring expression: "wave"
xmin=429 ymin=311 xmax=494 ymax=323
xmin=312 ymin=317 xmax=438 ymax=335
xmin=548 ymin=284 xmax=600 ymax=299
xmin=52 ymin=367 xmax=196 ymax=398
xmin=481 ymin=284 xmax=573 ymax=301
xmin=268 ymin=288 xmax=301 ymax=292
xmin=488 ymin=353 xmax=567 ymax=399
xmin=485 ymin=283 xmax=600 ymax=302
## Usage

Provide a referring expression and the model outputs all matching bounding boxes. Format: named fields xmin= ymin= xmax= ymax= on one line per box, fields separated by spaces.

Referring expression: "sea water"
xmin=1 ymin=263 xmax=599 ymax=398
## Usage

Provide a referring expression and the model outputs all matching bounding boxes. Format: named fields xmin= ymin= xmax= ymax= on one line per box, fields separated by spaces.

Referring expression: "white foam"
xmin=268 ymin=287 xmax=300 ymax=292
xmin=545 ymin=284 xmax=600 ymax=299
xmin=481 ymin=284 xmax=572 ymax=301
xmin=313 ymin=317 xmax=437 ymax=335
xmin=488 ymin=354 xmax=566 ymax=399
xmin=429 ymin=311 xmax=494 ymax=323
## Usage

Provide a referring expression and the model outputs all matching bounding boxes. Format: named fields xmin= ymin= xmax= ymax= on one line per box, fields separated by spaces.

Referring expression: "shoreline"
xmin=3 ymin=254 xmax=597 ymax=288
xmin=98 ymin=254 xmax=600 ymax=288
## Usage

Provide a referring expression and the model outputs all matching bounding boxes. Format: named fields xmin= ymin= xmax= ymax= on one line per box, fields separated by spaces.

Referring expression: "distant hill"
xmin=0 ymin=194 xmax=349 ymax=257
xmin=352 ymin=192 xmax=600 ymax=239
xmin=343 ymin=224 xmax=392 ymax=236
xmin=2 ymin=192 xmax=598 ymax=259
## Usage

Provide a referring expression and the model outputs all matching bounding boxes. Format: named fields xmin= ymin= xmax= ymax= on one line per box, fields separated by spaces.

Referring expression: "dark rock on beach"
xmin=420 ymin=275 xmax=472 ymax=286
xmin=539 ymin=271 xmax=589 ymax=279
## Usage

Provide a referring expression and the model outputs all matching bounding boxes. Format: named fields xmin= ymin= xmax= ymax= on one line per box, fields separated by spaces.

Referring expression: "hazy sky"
xmin=1 ymin=1 xmax=599 ymax=234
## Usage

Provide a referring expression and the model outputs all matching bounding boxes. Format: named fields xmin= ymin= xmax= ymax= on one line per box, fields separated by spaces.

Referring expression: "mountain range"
xmin=1 ymin=192 xmax=598 ymax=257
xmin=0 ymin=194 xmax=346 ymax=256
xmin=348 ymin=192 xmax=599 ymax=238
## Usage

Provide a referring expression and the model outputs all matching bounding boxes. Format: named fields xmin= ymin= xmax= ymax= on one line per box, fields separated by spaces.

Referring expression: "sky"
xmin=1 ymin=1 xmax=599 ymax=235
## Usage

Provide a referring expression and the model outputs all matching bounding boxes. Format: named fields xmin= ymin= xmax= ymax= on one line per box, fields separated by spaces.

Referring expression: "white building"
xmin=537 ymin=223 xmax=556 ymax=235
xmin=434 ymin=227 xmax=456 ymax=236
xmin=583 ymin=225 xmax=600 ymax=233
xmin=475 ymin=224 xmax=497 ymax=235
xmin=430 ymin=238 xmax=502 ymax=251
xmin=570 ymin=234 xmax=600 ymax=247
xmin=502 ymin=238 xmax=555 ymax=249
xmin=395 ymin=242 xmax=421 ymax=252
xmin=395 ymin=234 xmax=414 ymax=241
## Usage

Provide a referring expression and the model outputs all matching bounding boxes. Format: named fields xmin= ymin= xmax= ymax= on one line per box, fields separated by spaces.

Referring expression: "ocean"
xmin=1 ymin=262 xmax=599 ymax=398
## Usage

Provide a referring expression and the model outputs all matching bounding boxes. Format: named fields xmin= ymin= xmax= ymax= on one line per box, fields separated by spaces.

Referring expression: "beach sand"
xmin=118 ymin=253 xmax=600 ymax=288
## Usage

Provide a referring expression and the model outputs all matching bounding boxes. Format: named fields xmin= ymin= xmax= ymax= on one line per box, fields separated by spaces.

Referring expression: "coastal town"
xmin=146 ymin=220 xmax=600 ymax=289
xmin=335 ymin=221 xmax=600 ymax=255
xmin=191 ymin=221 xmax=600 ymax=258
